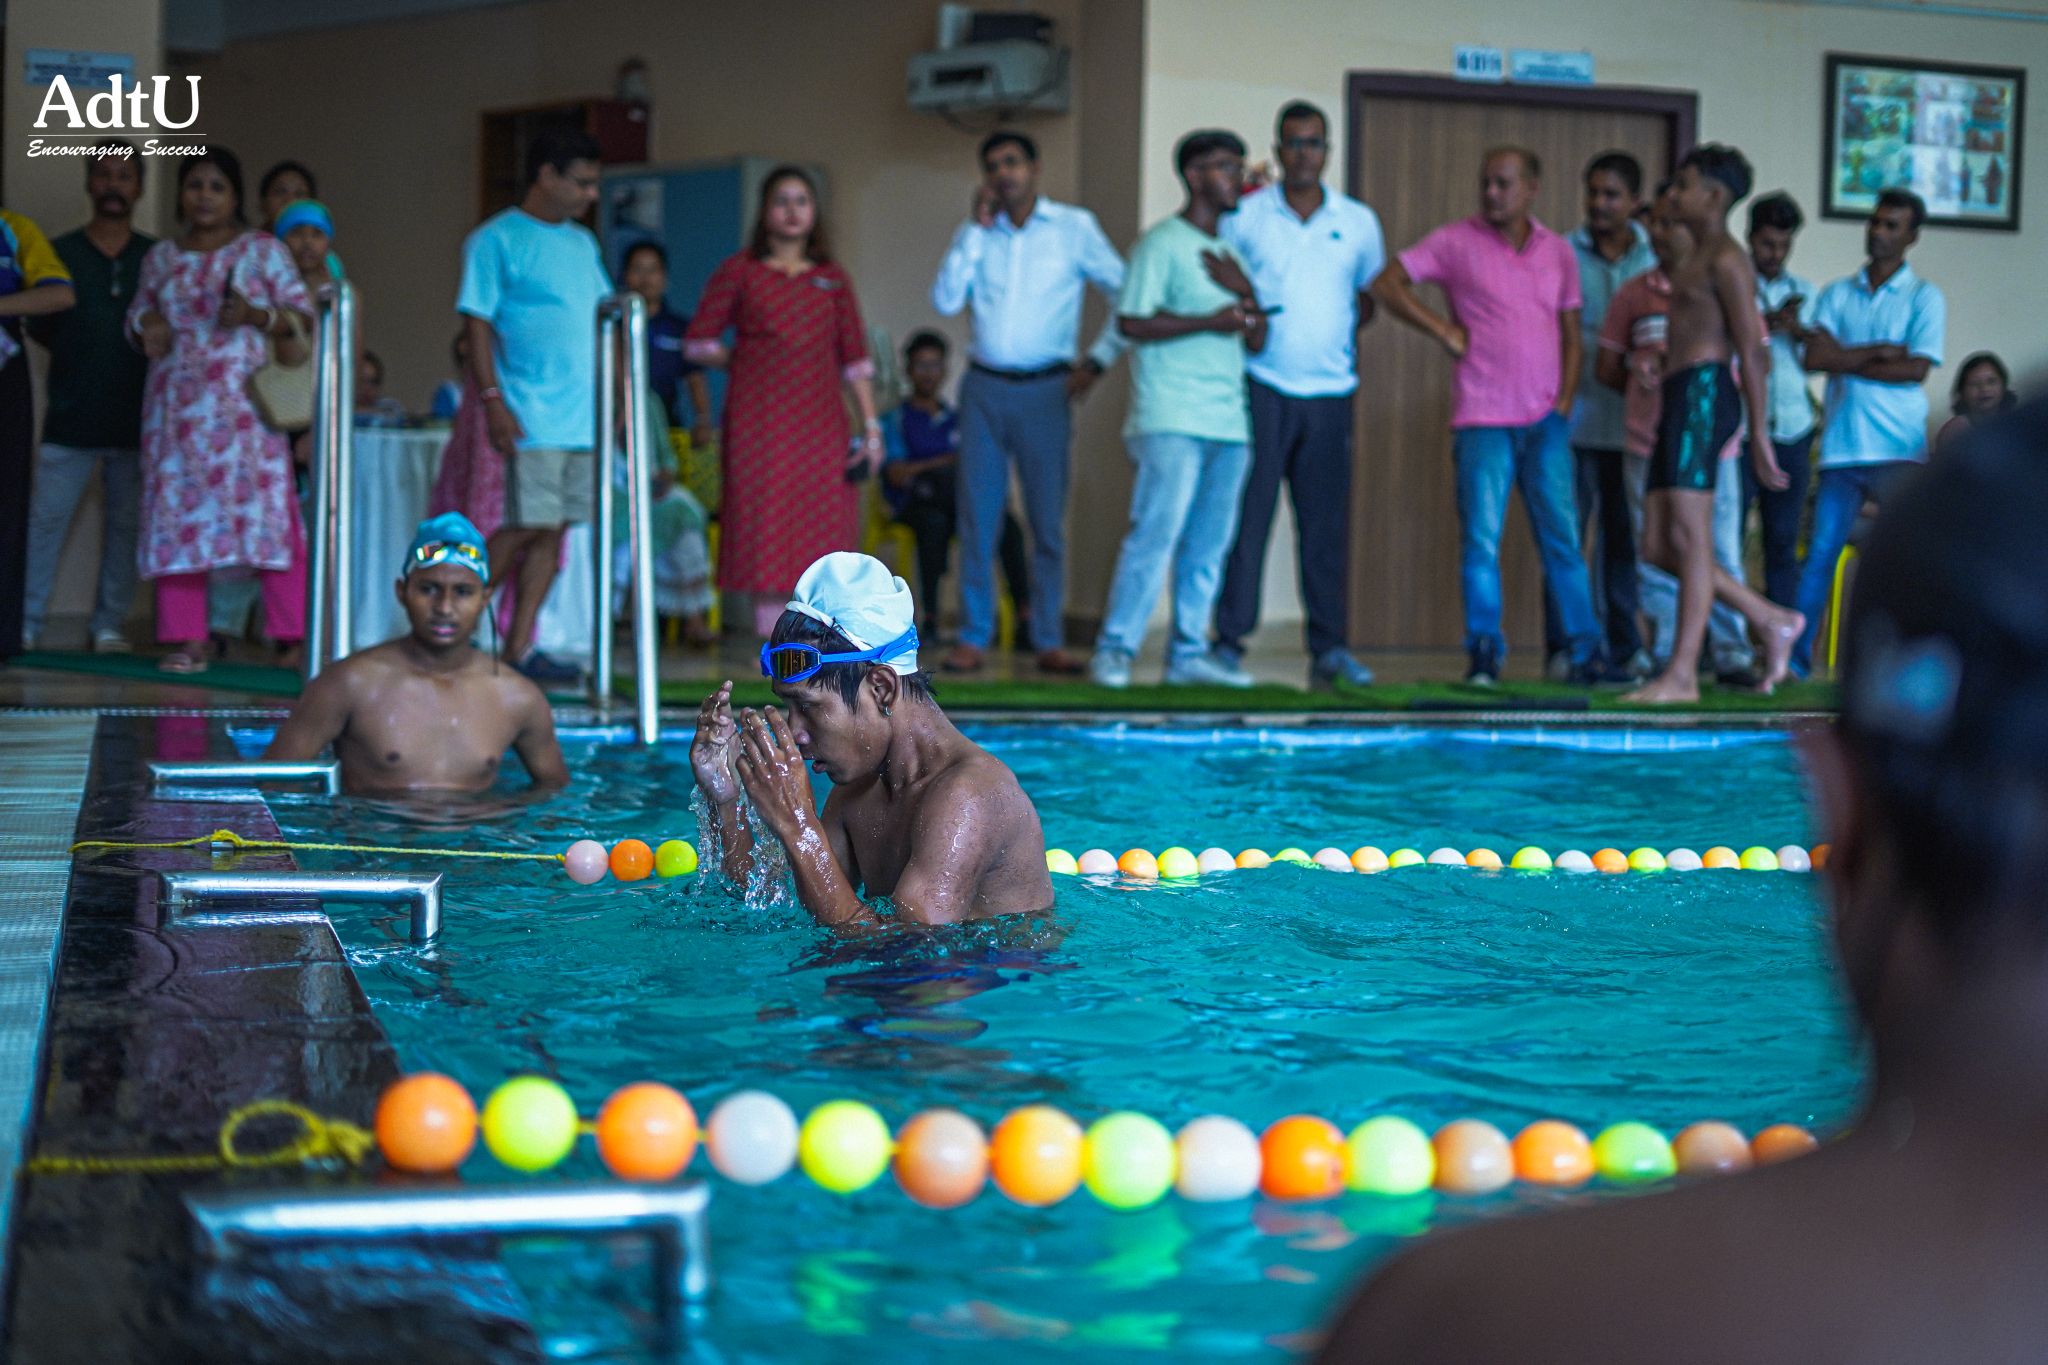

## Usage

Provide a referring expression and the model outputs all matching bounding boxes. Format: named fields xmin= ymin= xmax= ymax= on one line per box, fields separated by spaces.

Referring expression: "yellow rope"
xmin=26 ymin=1099 xmax=377 ymax=1176
xmin=69 ymin=828 xmax=564 ymax=865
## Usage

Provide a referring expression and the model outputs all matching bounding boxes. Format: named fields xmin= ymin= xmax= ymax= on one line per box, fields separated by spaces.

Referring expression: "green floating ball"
xmin=1045 ymin=849 xmax=1080 ymax=875
xmin=1344 ymin=1115 xmax=1436 ymax=1196
xmin=1740 ymin=846 xmax=1781 ymax=871
xmin=1387 ymin=848 xmax=1425 ymax=869
xmin=1156 ymin=847 xmax=1199 ymax=880
xmin=1273 ymin=848 xmax=1316 ymax=867
xmin=798 ymin=1099 xmax=894 ymax=1194
xmin=1510 ymin=847 xmax=1553 ymax=870
xmin=1082 ymin=1111 xmax=1177 ymax=1210
xmin=1627 ymin=847 xmax=1667 ymax=872
xmin=482 ymin=1076 xmax=581 ymax=1173
xmin=1592 ymin=1121 xmax=1676 ymax=1184
xmin=654 ymin=839 xmax=699 ymax=878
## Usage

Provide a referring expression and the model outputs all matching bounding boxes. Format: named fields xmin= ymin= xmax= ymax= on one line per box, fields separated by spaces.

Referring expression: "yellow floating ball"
xmin=481 ymin=1076 xmax=580 ymax=1173
xmin=1388 ymin=848 xmax=1425 ymax=868
xmin=1351 ymin=846 xmax=1390 ymax=873
xmin=1592 ymin=1121 xmax=1676 ymax=1184
xmin=798 ymin=1099 xmax=894 ymax=1194
xmin=1702 ymin=846 xmax=1741 ymax=869
xmin=1345 ymin=1115 xmax=1436 ymax=1196
xmin=1740 ymin=846 xmax=1781 ymax=871
xmin=1046 ymin=848 xmax=1080 ymax=875
xmin=1627 ymin=847 xmax=1667 ymax=872
xmin=1465 ymin=848 xmax=1502 ymax=869
xmin=1235 ymin=848 xmax=1272 ymax=869
xmin=1273 ymin=848 xmax=1316 ymax=867
xmin=1157 ymin=847 xmax=1199 ymax=880
xmin=1510 ymin=847 xmax=1552 ymax=870
xmin=1082 ymin=1111 xmax=1177 ymax=1210
xmin=653 ymin=839 xmax=698 ymax=878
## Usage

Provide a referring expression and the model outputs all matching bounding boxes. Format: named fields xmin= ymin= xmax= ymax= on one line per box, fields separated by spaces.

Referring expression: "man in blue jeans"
xmin=1090 ymin=129 xmax=1268 ymax=688
xmin=1792 ymin=188 xmax=1945 ymax=677
xmin=1371 ymin=147 xmax=1604 ymax=685
xmin=1741 ymin=191 xmax=1818 ymax=609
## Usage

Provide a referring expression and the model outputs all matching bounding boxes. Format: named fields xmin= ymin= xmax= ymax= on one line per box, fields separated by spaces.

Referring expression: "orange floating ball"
xmin=375 ymin=1072 xmax=477 ymax=1174
xmin=1591 ymin=848 xmax=1629 ymax=874
xmin=1465 ymin=848 xmax=1503 ymax=869
xmin=595 ymin=1082 xmax=698 ymax=1181
xmin=895 ymin=1108 xmax=989 ymax=1209
xmin=610 ymin=838 xmax=654 ymax=882
xmin=1672 ymin=1121 xmax=1753 ymax=1176
xmin=1118 ymin=849 xmax=1160 ymax=880
xmin=1751 ymin=1123 xmax=1819 ymax=1164
xmin=1702 ymin=846 xmax=1741 ymax=869
xmin=1258 ymin=1115 xmax=1347 ymax=1201
xmin=1432 ymin=1118 xmax=1514 ymax=1195
xmin=1810 ymin=843 xmax=1831 ymax=871
xmin=1513 ymin=1120 xmax=1594 ymax=1187
xmin=989 ymin=1105 xmax=1083 ymax=1206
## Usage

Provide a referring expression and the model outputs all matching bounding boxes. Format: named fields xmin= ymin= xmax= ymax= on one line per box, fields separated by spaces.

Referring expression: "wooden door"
xmin=1345 ymin=76 xmax=1696 ymax=652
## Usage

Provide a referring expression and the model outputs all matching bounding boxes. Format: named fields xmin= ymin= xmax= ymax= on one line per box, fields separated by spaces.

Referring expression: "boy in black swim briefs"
xmin=1626 ymin=148 xmax=1805 ymax=703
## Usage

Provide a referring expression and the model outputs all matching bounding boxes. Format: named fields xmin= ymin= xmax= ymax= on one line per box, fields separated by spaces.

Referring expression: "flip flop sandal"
xmin=158 ymin=651 xmax=210 ymax=675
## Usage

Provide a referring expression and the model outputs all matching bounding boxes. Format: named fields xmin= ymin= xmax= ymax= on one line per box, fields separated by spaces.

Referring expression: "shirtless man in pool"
xmin=1318 ymin=405 xmax=2048 ymax=1363
xmin=690 ymin=551 xmax=1050 ymax=926
xmin=265 ymin=513 xmax=568 ymax=795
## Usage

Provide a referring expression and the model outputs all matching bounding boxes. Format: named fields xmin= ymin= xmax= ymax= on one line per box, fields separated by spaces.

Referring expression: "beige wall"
xmin=1144 ymin=0 xmax=2048 ymax=642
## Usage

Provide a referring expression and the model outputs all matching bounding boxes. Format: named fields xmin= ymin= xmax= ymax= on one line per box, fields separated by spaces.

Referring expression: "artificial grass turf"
xmin=8 ymin=648 xmax=1835 ymax=714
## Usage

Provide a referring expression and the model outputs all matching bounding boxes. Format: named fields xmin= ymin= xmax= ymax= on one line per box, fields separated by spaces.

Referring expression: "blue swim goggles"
xmin=760 ymin=625 xmax=919 ymax=684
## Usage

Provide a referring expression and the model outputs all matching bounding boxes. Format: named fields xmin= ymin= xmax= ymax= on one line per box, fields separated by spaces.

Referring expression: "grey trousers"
xmin=956 ymin=368 xmax=1071 ymax=652
xmin=22 ymin=443 xmax=141 ymax=641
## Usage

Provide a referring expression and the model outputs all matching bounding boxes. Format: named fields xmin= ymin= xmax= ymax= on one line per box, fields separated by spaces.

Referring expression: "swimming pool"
xmin=264 ymin=723 xmax=1861 ymax=1360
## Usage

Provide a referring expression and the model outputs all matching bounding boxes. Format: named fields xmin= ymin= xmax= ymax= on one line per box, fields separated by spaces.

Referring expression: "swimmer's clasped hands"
xmin=690 ymin=682 xmax=742 ymax=805
xmin=734 ymin=706 xmax=815 ymax=841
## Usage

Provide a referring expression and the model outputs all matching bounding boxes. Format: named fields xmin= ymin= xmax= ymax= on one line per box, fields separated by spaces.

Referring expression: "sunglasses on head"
xmin=760 ymin=626 xmax=919 ymax=684
xmin=409 ymin=540 xmax=486 ymax=571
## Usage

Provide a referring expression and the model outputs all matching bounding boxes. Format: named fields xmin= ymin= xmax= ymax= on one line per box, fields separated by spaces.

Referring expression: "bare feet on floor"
xmin=1622 ymin=671 xmax=1701 ymax=705
xmin=1757 ymin=611 xmax=1806 ymax=693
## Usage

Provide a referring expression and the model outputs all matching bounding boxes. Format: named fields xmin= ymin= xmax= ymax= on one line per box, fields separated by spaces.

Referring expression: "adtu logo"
xmin=35 ymin=74 xmax=200 ymax=130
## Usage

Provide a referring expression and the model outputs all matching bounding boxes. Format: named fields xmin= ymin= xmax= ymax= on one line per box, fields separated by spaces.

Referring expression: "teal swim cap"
xmin=404 ymin=512 xmax=489 ymax=581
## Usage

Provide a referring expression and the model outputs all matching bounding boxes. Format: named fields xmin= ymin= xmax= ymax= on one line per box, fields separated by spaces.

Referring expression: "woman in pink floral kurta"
xmin=127 ymin=149 xmax=312 ymax=673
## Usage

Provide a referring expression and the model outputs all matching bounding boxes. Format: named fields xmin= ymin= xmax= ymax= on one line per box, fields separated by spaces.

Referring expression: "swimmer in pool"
xmin=1318 ymin=402 xmax=2048 ymax=1363
xmin=265 ymin=512 xmax=568 ymax=795
xmin=690 ymin=551 xmax=1051 ymax=926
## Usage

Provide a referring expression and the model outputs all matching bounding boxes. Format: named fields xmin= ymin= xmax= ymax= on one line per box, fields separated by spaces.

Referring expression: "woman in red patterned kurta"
xmin=685 ymin=167 xmax=881 ymax=637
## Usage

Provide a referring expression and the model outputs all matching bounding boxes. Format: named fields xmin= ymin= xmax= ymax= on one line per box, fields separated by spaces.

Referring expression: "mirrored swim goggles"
xmin=760 ymin=626 xmax=919 ymax=684
xmin=406 ymin=540 xmax=488 ymax=579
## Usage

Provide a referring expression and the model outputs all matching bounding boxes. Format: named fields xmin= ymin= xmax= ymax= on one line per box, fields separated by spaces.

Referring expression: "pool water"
xmin=267 ymin=725 xmax=1863 ymax=1362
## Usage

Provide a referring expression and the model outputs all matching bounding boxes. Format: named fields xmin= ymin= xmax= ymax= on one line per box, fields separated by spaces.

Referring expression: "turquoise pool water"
xmin=266 ymin=724 xmax=1863 ymax=1362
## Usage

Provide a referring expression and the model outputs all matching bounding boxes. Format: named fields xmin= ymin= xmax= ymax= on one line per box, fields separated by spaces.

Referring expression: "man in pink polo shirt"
xmin=1372 ymin=147 xmax=1603 ymax=686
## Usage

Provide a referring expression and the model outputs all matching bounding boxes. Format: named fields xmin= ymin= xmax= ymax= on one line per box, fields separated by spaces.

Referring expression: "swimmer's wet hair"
xmin=1839 ymin=398 xmax=2048 ymax=943
xmin=769 ymin=610 xmax=935 ymax=711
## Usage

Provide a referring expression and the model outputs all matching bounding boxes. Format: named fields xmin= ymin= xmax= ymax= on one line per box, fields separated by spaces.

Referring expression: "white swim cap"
xmin=785 ymin=552 xmax=920 ymax=674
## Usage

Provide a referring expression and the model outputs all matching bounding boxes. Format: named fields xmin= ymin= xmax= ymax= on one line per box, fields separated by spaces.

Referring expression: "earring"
xmin=881 ymin=703 xmax=892 ymax=718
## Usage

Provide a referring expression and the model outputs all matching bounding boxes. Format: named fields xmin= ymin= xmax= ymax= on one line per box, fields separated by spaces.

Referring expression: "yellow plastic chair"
xmin=704 ymin=521 xmax=721 ymax=638
xmin=1825 ymin=545 xmax=1856 ymax=675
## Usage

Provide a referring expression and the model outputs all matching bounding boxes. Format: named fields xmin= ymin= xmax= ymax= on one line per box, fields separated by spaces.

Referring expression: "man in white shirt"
xmin=930 ymin=130 xmax=1126 ymax=676
xmin=1742 ymin=191 xmax=1818 ymax=610
xmin=1216 ymin=101 xmax=1384 ymax=688
xmin=1791 ymin=187 xmax=1946 ymax=677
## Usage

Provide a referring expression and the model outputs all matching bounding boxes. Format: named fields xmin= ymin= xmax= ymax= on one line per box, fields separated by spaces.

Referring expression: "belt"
xmin=970 ymin=360 xmax=1071 ymax=382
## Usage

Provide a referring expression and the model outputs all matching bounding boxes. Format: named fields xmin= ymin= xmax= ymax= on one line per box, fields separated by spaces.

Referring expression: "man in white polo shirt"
xmin=1791 ymin=187 xmax=1945 ymax=677
xmin=1215 ymin=101 xmax=1384 ymax=688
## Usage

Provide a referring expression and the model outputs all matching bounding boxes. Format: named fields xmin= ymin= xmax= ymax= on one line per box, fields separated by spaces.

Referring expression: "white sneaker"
xmin=1089 ymin=646 xmax=1134 ymax=688
xmin=1165 ymin=651 xmax=1255 ymax=688
xmin=19 ymin=631 xmax=36 ymax=653
xmin=92 ymin=629 xmax=132 ymax=654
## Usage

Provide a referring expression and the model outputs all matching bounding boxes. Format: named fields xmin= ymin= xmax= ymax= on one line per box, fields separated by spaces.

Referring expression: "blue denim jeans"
xmin=1791 ymin=460 xmax=1917 ymax=676
xmin=1452 ymin=414 xmax=1600 ymax=665
xmin=1098 ymin=432 xmax=1251 ymax=664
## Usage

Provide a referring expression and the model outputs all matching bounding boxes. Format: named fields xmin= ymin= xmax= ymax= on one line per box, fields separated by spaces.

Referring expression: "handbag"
xmin=248 ymin=305 xmax=314 ymax=433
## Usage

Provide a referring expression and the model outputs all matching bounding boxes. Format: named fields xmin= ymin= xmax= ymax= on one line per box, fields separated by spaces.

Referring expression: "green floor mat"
xmin=7 ymin=650 xmax=305 ymax=697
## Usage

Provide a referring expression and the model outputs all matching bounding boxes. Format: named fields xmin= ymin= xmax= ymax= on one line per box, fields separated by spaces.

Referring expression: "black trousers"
xmin=896 ymin=496 xmax=1029 ymax=638
xmin=1215 ymin=380 xmax=1354 ymax=658
xmin=0 ymin=342 xmax=30 ymax=661
xmin=1544 ymin=444 xmax=1639 ymax=664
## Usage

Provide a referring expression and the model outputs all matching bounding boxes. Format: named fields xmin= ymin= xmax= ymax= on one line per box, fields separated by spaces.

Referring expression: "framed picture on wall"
xmin=1824 ymin=53 xmax=2024 ymax=231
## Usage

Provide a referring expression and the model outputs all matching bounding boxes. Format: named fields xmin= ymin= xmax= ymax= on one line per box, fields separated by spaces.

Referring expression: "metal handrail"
xmin=149 ymin=759 xmax=341 ymax=795
xmin=306 ymin=280 xmax=359 ymax=682
xmin=186 ymin=1183 xmax=711 ymax=1343
xmin=593 ymin=293 xmax=660 ymax=745
xmin=158 ymin=870 xmax=442 ymax=946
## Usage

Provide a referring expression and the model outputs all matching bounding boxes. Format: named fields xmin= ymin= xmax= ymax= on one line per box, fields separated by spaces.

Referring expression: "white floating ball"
xmin=1174 ymin=1115 xmax=1261 ymax=1202
xmin=1312 ymin=848 xmax=1353 ymax=871
xmin=705 ymin=1090 xmax=799 ymax=1186
xmin=1196 ymin=847 xmax=1237 ymax=875
xmin=1076 ymin=849 xmax=1118 ymax=876
xmin=1775 ymin=845 xmax=1812 ymax=873
xmin=1427 ymin=848 xmax=1466 ymax=866
xmin=1665 ymin=848 xmax=1704 ymax=872
xmin=1555 ymin=850 xmax=1596 ymax=873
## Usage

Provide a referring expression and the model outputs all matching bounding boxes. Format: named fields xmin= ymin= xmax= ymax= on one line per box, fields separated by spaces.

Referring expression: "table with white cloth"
xmin=348 ymin=427 xmax=594 ymax=662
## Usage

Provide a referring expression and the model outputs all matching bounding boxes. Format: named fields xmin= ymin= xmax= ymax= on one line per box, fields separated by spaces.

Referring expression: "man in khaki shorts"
xmin=456 ymin=127 xmax=611 ymax=682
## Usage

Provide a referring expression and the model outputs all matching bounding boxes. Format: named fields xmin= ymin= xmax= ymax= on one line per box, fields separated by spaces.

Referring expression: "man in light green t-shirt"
xmin=1089 ymin=129 xmax=1269 ymax=689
